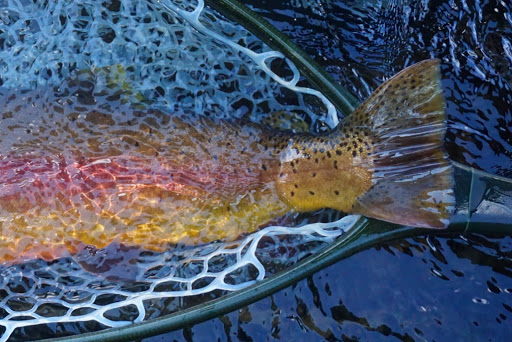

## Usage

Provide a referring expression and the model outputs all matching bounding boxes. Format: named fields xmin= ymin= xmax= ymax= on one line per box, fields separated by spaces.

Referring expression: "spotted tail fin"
xmin=349 ymin=59 xmax=454 ymax=228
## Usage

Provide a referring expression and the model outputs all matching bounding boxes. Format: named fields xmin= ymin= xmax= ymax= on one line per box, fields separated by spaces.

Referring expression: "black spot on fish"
xmin=291 ymin=191 xmax=295 ymax=197
xmin=309 ymin=191 xmax=315 ymax=195
xmin=334 ymin=190 xmax=339 ymax=195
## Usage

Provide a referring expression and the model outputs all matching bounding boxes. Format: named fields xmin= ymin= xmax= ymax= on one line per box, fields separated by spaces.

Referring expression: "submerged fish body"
xmin=0 ymin=108 xmax=290 ymax=260
xmin=0 ymin=59 xmax=453 ymax=263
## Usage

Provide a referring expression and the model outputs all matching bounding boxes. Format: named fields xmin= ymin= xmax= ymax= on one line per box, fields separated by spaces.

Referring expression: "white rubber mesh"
xmin=0 ymin=0 xmax=358 ymax=340
xmin=0 ymin=216 xmax=358 ymax=340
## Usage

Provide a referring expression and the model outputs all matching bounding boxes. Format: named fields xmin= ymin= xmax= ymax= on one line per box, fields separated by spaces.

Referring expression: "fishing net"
xmin=0 ymin=0 xmax=358 ymax=340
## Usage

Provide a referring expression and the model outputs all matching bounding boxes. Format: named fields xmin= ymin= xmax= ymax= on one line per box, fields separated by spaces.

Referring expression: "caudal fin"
xmin=349 ymin=59 xmax=454 ymax=228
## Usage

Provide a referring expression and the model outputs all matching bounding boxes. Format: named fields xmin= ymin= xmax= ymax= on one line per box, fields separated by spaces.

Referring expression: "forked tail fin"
xmin=349 ymin=59 xmax=454 ymax=228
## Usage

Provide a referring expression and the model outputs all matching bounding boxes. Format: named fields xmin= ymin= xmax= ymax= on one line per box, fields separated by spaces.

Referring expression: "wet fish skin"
xmin=278 ymin=59 xmax=454 ymax=228
xmin=0 ymin=59 xmax=453 ymax=263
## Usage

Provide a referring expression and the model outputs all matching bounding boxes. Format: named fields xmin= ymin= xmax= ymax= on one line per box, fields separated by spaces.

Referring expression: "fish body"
xmin=0 ymin=59 xmax=453 ymax=263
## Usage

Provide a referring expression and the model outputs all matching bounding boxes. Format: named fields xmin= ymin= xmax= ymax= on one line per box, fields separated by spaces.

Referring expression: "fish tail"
xmin=349 ymin=59 xmax=454 ymax=228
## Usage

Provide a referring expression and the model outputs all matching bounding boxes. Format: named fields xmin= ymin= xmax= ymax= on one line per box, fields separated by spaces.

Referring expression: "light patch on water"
xmin=472 ymin=297 xmax=490 ymax=304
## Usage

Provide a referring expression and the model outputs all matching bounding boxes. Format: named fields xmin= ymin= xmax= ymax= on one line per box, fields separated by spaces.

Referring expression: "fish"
xmin=0 ymin=59 xmax=454 ymax=264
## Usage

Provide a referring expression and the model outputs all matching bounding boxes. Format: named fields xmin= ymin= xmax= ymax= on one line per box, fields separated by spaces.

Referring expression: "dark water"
xmin=149 ymin=0 xmax=512 ymax=340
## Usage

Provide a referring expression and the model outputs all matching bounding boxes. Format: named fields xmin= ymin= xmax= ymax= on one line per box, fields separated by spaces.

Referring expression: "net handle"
xmin=451 ymin=161 xmax=512 ymax=233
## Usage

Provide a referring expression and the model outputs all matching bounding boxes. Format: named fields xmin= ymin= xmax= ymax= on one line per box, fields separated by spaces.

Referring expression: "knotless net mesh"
xmin=0 ymin=0 xmax=358 ymax=340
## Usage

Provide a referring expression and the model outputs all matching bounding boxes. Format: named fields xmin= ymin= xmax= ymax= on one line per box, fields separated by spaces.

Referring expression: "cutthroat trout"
xmin=0 ymin=59 xmax=453 ymax=263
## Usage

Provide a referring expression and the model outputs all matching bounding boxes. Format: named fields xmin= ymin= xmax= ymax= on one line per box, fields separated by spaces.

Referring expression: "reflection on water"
xmin=150 ymin=0 xmax=512 ymax=340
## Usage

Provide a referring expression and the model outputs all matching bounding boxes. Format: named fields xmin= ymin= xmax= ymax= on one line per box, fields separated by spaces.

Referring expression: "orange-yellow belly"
xmin=0 ymin=150 xmax=289 ymax=262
